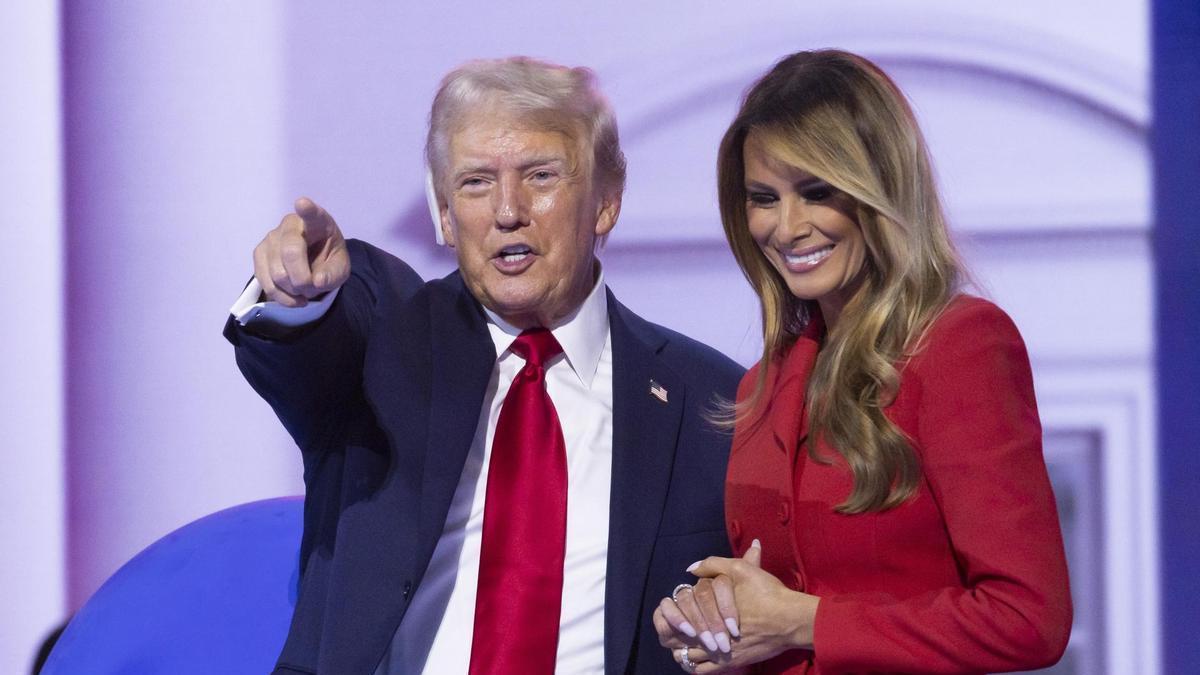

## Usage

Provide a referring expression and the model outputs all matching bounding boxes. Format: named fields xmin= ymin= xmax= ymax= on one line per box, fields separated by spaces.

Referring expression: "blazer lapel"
xmin=771 ymin=312 xmax=825 ymax=453
xmin=604 ymin=293 xmax=685 ymax=675
xmin=771 ymin=339 xmax=817 ymax=453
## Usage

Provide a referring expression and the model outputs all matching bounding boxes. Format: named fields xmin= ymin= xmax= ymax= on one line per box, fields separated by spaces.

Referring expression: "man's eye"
xmin=531 ymin=170 xmax=555 ymax=181
xmin=461 ymin=177 xmax=486 ymax=188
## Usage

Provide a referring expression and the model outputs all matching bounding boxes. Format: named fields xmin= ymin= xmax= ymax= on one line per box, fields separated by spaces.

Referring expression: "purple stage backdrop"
xmin=3 ymin=1 xmax=1182 ymax=674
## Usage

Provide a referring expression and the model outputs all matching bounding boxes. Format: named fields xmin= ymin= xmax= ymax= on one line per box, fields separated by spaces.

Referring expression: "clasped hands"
xmin=653 ymin=540 xmax=821 ymax=673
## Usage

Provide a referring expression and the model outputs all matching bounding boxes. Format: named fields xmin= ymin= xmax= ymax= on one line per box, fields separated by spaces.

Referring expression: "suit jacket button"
xmin=777 ymin=500 xmax=791 ymax=524
xmin=402 ymin=581 xmax=413 ymax=602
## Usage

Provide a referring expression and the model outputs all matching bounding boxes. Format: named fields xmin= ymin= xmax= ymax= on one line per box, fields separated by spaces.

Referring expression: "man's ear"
xmin=426 ymin=168 xmax=450 ymax=246
xmin=439 ymin=204 xmax=457 ymax=248
xmin=594 ymin=191 xmax=621 ymax=238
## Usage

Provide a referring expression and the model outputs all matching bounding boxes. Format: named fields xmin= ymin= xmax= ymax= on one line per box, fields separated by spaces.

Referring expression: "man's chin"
xmin=472 ymin=273 xmax=587 ymax=329
xmin=479 ymin=291 xmax=553 ymax=328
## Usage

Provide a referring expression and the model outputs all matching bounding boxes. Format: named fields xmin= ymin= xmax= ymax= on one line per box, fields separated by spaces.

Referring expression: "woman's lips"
xmin=780 ymin=244 xmax=835 ymax=273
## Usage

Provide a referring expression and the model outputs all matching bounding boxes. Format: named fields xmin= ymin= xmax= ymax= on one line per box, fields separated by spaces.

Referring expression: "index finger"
xmin=687 ymin=556 xmax=738 ymax=580
xmin=294 ymin=197 xmax=336 ymax=243
xmin=657 ymin=596 xmax=699 ymax=640
xmin=653 ymin=604 xmax=693 ymax=649
xmin=711 ymin=574 xmax=740 ymax=639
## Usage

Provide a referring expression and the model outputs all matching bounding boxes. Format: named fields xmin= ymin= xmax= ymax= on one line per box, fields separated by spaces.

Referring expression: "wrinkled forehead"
xmin=444 ymin=97 xmax=588 ymax=160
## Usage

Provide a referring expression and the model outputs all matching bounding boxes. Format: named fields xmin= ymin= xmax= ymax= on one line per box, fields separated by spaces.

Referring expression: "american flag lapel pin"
xmin=649 ymin=379 xmax=669 ymax=404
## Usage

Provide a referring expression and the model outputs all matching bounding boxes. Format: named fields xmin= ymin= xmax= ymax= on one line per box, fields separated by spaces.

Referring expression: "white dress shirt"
xmin=232 ymin=272 xmax=613 ymax=674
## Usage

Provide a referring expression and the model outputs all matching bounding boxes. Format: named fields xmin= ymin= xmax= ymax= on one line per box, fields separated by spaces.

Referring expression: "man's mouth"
xmin=493 ymin=244 xmax=537 ymax=274
xmin=498 ymin=244 xmax=533 ymax=263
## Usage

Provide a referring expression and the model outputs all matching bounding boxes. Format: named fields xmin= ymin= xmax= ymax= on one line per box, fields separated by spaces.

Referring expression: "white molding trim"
xmin=609 ymin=6 xmax=1147 ymax=133
xmin=1035 ymin=364 xmax=1160 ymax=675
xmin=601 ymin=9 xmax=1149 ymax=246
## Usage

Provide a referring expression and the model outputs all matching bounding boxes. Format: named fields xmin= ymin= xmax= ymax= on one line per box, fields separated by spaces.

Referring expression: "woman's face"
xmin=742 ymin=132 xmax=867 ymax=322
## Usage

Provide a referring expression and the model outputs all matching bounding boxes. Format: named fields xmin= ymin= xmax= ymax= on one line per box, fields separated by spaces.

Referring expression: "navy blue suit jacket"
xmin=225 ymin=240 xmax=744 ymax=674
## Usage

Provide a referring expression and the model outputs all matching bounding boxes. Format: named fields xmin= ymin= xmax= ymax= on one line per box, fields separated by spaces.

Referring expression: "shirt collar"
xmin=483 ymin=268 xmax=610 ymax=389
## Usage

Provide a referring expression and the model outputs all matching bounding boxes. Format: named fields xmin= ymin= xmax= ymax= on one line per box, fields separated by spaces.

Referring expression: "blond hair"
xmin=718 ymin=50 xmax=965 ymax=513
xmin=426 ymin=56 xmax=626 ymax=200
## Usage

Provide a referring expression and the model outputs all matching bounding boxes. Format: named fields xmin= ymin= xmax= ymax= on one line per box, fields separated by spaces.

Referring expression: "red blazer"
xmin=725 ymin=296 xmax=1072 ymax=674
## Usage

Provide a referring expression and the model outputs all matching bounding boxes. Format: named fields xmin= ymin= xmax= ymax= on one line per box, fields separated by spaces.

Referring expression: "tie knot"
xmin=510 ymin=328 xmax=563 ymax=368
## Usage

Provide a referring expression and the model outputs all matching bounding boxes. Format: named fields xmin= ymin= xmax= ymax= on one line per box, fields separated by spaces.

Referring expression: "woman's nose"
xmin=778 ymin=198 xmax=813 ymax=241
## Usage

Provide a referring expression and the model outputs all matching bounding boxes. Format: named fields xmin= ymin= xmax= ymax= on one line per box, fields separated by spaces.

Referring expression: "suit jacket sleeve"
xmin=811 ymin=300 xmax=1073 ymax=673
xmin=223 ymin=239 xmax=423 ymax=458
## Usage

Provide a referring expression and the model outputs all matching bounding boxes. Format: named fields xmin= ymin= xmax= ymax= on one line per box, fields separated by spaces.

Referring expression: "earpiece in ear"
xmin=425 ymin=167 xmax=444 ymax=246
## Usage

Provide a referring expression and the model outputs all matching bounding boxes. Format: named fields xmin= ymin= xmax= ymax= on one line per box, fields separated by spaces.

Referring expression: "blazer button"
xmin=777 ymin=500 xmax=791 ymax=524
xmin=402 ymin=581 xmax=413 ymax=602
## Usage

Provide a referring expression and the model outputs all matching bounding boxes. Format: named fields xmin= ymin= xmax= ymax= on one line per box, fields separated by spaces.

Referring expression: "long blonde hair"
xmin=718 ymin=50 xmax=965 ymax=513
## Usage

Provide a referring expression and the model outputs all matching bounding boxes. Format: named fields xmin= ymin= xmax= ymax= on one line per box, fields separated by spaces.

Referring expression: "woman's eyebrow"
xmin=744 ymin=180 xmax=778 ymax=191
xmin=795 ymin=176 xmax=829 ymax=189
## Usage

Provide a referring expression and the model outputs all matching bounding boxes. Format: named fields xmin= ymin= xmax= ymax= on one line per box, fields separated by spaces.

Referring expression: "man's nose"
xmin=493 ymin=176 xmax=525 ymax=229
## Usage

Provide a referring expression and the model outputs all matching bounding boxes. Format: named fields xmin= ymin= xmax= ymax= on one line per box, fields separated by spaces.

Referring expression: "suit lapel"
xmin=325 ymin=273 xmax=496 ymax=673
xmin=418 ymin=274 xmax=497 ymax=551
xmin=604 ymin=293 xmax=685 ymax=675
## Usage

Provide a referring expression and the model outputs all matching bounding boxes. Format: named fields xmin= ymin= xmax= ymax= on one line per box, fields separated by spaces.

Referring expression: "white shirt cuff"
xmin=230 ymin=278 xmax=340 ymax=328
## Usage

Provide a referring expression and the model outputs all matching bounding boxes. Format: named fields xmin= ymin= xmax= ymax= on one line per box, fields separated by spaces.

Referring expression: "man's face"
xmin=439 ymin=106 xmax=619 ymax=328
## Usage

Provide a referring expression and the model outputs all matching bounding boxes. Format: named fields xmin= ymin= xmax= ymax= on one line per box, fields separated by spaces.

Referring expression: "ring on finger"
xmin=672 ymin=583 xmax=694 ymax=602
xmin=677 ymin=646 xmax=698 ymax=672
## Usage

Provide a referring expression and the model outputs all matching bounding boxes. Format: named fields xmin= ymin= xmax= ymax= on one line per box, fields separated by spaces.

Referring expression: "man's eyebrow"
xmin=451 ymin=156 xmax=569 ymax=180
xmin=451 ymin=162 xmax=495 ymax=179
xmin=518 ymin=156 xmax=567 ymax=169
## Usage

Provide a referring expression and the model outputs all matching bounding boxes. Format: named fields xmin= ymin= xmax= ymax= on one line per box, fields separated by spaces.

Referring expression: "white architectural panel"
xmin=0 ymin=4 xmax=66 ymax=674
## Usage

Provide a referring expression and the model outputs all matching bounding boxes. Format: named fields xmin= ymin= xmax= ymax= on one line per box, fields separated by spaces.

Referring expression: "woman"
xmin=653 ymin=50 xmax=1072 ymax=674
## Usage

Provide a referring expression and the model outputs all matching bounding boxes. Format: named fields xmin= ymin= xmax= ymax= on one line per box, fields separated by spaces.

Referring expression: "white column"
xmin=0 ymin=2 xmax=66 ymax=667
xmin=63 ymin=1 xmax=300 ymax=609
xmin=0 ymin=3 xmax=66 ymax=673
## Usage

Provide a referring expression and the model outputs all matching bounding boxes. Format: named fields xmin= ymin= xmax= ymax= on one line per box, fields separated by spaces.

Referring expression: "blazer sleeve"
xmin=811 ymin=300 xmax=1073 ymax=674
xmin=223 ymin=239 xmax=423 ymax=456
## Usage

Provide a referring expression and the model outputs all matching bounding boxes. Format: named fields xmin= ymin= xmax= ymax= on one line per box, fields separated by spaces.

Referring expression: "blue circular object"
xmin=43 ymin=497 xmax=304 ymax=675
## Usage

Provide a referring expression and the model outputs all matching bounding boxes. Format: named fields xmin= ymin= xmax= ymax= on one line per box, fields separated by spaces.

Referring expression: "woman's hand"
xmin=654 ymin=576 xmax=739 ymax=672
xmin=654 ymin=540 xmax=821 ymax=672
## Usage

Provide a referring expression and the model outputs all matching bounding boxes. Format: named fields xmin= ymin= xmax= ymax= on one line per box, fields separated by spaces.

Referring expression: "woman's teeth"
xmin=784 ymin=245 xmax=834 ymax=265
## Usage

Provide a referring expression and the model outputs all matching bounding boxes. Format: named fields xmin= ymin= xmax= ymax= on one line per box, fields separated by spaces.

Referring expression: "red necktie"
xmin=468 ymin=328 xmax=568 ymax=675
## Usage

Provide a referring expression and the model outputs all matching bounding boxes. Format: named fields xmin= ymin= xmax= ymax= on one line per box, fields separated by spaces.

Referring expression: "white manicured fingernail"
xmin=699 ymin=630 xmax=718 ymax=652
xmin=751 ymin=538 xmax=761 ymax=549
xmin=686 ymin=560 xmax=702 ymax=573
xmin=715 ymin=631 xmax=731 ymax=653
xmin=678 ymin=621 xmax=697 ymax=638
xmin=725 ymin=617 xmax=740 ymax=638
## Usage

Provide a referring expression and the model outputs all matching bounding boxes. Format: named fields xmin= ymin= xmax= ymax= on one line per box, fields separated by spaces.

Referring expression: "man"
xmin=225 ymin=57 xmax=743 ymax=674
